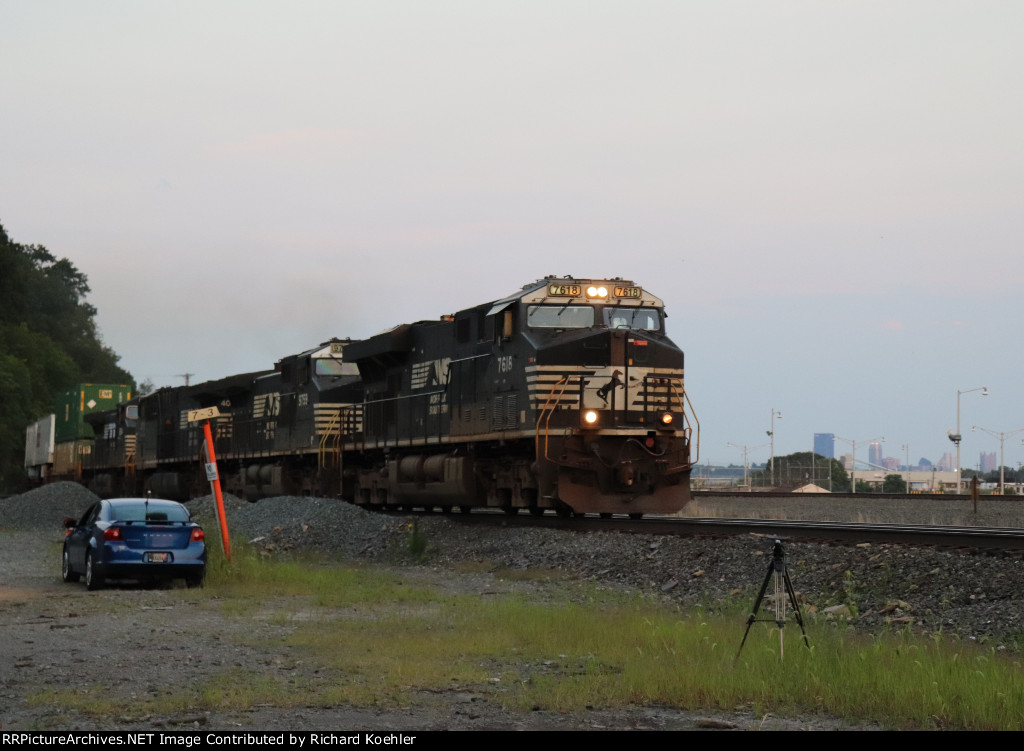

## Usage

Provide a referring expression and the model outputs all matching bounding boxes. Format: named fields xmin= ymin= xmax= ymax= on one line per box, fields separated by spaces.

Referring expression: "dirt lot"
xmin=0 ymin=527 xmax=869 ymax=732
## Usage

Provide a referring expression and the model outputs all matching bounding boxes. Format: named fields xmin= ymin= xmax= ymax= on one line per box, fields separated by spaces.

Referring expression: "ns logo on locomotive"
xmin=26 ymin=277 xmax=699 ymax=517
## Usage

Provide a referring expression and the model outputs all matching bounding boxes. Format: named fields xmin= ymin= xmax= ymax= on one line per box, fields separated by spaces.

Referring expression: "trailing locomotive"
xmin=27 ymin=277 xmax=699 ymax=516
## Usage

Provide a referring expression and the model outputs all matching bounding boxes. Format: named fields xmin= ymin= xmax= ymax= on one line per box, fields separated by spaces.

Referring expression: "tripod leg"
xmin=736 ymin=560 xmax=775 ymax=659
xmin=783 ymin=570 xmax=810 ymax=648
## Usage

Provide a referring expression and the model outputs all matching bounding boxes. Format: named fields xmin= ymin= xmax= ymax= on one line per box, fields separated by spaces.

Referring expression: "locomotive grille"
xmin=506 ymin=394 xmax=518 ymax=426
xmin=215 ymin=414 xmax=233 ymax=439
xmin=490 ymin=394 xmax=519 ymax=430
xmin=632 ymin=379 xmax=678 ymax=410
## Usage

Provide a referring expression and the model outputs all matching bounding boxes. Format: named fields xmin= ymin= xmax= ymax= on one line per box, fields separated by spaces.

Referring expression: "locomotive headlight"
xmin=653 ymin=412 xmax=678 ymax=430
xmin=586 ymin=286 xmax=609 ymax=299
xmin=582 ymin=409 xmax=600 ymax=427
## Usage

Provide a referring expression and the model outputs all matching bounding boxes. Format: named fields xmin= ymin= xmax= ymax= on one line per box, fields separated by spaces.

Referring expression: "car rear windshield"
xmin=111 ymin=503 xmax=190 ymax=523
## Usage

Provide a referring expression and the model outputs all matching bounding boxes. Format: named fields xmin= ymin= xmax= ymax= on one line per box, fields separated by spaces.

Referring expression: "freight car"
xmin=30 ymin=277 xmax=698 ymax=516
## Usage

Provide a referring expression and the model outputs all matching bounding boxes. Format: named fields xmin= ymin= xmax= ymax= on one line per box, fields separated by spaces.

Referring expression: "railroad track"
xmin=436 ymin=511 xmax=1024 ymax=552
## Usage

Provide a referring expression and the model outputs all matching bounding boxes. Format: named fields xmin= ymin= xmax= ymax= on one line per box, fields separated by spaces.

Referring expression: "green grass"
xmin=198 ymin=540 xmax=438 ymax=608
xmin=29 ymin=545 xmax=1024 ymax=729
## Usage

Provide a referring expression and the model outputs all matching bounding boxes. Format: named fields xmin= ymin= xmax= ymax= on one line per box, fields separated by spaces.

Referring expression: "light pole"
xmin=727 ymin=442 xmax=768 ymax=491
xmin=972 ymin=426 xmax=1024 ymax=495
xmin=950 ymin=386 xmax=988 ymax=493
xmin=901 ymin=443 xmax=910 ymax=492
xmin=766 ymin=408 xmax=782 ymax=487
xmin=836 ymin=435 xmax=885 ymax=492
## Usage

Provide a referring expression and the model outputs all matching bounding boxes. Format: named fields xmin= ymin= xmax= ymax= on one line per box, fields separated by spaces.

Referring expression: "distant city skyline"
xmin=726 ymin=433 xmax=1015 ymax=474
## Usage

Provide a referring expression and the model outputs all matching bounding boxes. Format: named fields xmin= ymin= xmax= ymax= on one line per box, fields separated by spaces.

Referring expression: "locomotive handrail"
xmin=360 ymin=389 xmax=446 ymax=406
xmin=665 ymin=378 xmax=700 ymax=467
xmin=447 ymin=353 xmax=491 ymax=365
xmin=318 ymin=409 xmax=342 ymax=469
xmin=360 ymin=389 xmax=446 ymax=448
xmin=682 ymin=387 xmax=700 ymax=465
xmin=535 ymin=375 xmax=572 ymax=462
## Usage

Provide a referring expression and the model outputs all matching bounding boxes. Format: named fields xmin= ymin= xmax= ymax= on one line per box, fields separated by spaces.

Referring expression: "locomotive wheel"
xmin=502 ymin=506 xmax=519 ymax=516
xmin=555 ymin=503 xmax=572 ymax=518
xmin=528 ymin=507 xmax=545 ymax=517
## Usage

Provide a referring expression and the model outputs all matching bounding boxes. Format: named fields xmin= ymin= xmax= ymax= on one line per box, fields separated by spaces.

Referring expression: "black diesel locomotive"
xmin=34 ymin=277 xmax=699 ymax=516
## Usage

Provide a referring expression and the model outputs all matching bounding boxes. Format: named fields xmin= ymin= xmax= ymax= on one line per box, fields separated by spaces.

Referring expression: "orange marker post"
xmin=189 ymin=407 xmax=231 ymax=560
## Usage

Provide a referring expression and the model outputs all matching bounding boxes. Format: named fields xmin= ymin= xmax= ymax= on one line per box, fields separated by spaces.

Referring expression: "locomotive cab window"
xmin=315 ymin=359 xmax=359 ymax=377
xmin=527 ymin=305 xmax=595 ymax=329
xmin=603 ymin=308 xmax=661 ymax=332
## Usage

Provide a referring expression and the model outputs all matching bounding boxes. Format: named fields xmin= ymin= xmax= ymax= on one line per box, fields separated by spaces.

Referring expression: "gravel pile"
xmin=1 ymin=481 xmax=98 ymax=529
xmin=6 ymin=483 xmax=1024 ymax=647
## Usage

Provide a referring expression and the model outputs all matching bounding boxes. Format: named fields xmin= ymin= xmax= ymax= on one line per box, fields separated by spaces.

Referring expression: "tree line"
xmin=0 ymin=221 xmax=134 ymax=491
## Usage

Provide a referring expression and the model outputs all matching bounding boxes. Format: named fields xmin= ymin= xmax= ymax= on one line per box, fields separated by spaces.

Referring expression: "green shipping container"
xmin=54 ymin=383 xmax=133 ymax=442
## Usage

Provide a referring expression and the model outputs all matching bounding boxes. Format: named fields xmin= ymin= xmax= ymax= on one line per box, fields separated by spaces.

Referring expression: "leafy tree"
xmin=751 ymin=451 xmax=849 ymax=491
xmin=983 ymin=468 xmax=1020 ymax=484
xmin=882 ymin=474 xmax=908 ymax=493
xmin=0 ymin=221 xmax=135 ymax=490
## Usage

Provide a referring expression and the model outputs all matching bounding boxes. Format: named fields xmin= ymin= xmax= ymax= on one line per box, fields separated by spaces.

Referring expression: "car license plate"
xmin=146 ymin=552 xmax=170 ymax=563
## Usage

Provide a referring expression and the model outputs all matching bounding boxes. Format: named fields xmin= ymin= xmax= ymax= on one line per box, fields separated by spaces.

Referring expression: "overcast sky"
xmin=2 ymin=1 xmax=1022 ymax=469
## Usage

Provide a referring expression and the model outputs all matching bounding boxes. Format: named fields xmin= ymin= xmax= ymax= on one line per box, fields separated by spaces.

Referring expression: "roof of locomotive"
xmin=273 ymin=338 xmax=356 ymax=370
xmin=188 ymin=370 xmax=273 ymax=398
xmin=347 ymin=277 xmax=666 ymax=365
xmin=488 ymin=276 xmax=665 ymax=310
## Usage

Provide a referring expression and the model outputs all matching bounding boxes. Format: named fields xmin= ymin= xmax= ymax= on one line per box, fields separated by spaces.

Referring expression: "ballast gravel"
xmin=2 ymin=482 xmax=1023 ymax=731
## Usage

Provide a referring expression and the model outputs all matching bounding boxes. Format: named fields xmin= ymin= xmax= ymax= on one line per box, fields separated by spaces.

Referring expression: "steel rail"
xmin=440 ymin=511 xmax=1024 ymax=551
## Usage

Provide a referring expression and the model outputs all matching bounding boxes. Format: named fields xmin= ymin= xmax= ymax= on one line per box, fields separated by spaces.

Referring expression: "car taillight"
xmin=191 ymin=529 xmax=205 ymax=542
xmin=104 ymin=527 xmax=123 ymax=541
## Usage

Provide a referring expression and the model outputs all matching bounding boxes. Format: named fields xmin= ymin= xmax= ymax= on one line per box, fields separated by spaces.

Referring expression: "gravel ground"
xmin=4 ymin=482 xmax=1024 ymax=731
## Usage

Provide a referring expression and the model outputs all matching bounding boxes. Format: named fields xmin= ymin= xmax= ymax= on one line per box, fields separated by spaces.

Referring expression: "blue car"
xmin=62 ymin=498 xmax=207 ymax=590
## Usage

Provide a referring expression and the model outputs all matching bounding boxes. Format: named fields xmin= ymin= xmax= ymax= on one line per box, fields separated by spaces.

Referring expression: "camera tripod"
xmin=736 ymin=539 xmax=809 ymax=659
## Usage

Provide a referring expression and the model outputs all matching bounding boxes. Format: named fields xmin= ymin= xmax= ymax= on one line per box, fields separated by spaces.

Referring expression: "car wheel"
xmin=185 ymin=571 xmax=206 ymax=589
xmin=85 ymin=552 xmax=104 ymax=591
xmin=62 ymin=548 xmax=80 ymax=583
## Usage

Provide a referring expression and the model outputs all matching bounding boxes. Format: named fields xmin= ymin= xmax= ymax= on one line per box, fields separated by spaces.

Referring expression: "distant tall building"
xmin=868 ymin=442 xmax=883 ymax=467
xmin=814 ymin=433 xmax=835 ymax=459
xmin=980 ymin=452 xmax=997 ymax=473
xmin=937 ymin=452 xmax=956 ymax=472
